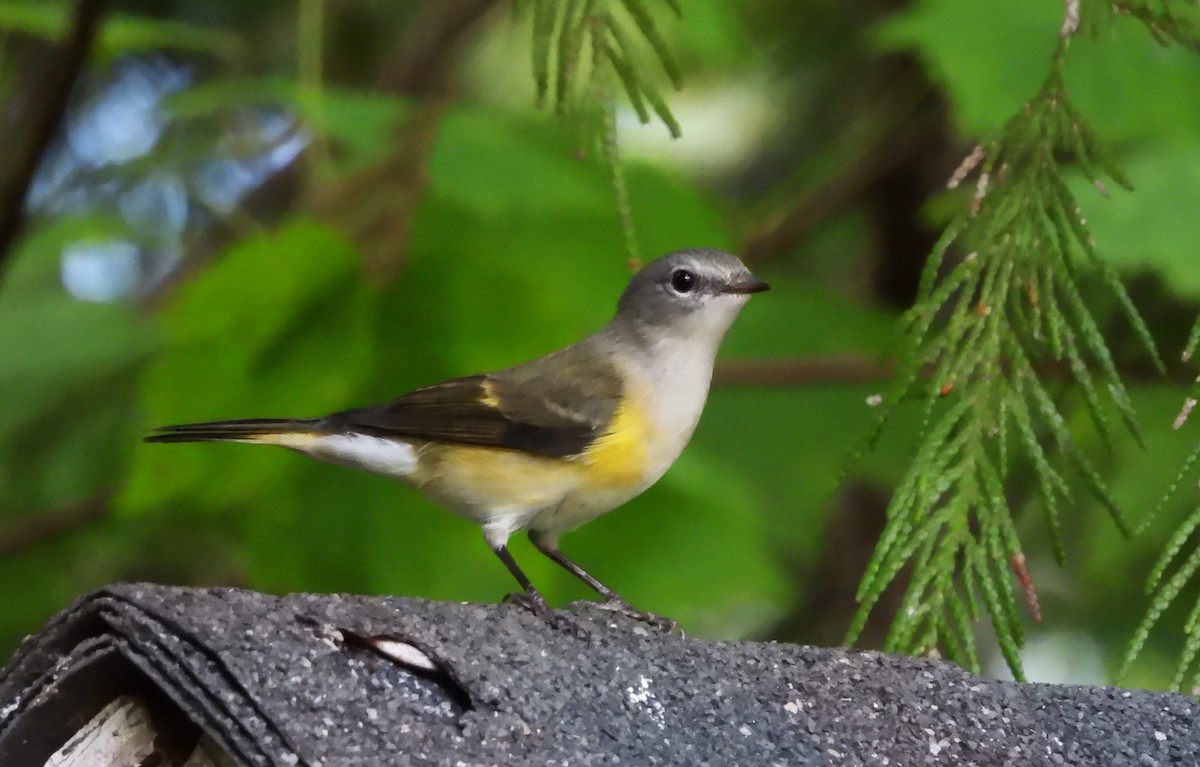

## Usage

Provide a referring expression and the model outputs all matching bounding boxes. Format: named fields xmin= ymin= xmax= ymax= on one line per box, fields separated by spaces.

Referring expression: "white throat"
xmin=601 ymin=291 xmax=751 ymax=485
xmin=618 ymin=331 xmax=721 ymax=482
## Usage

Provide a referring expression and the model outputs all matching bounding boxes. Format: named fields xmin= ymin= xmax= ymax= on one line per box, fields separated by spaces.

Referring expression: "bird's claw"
xmin=505 ymin=591 xmax=598 ymax=638
xmin=505 ymin=591 xmax=678 ymax=635
xmin=595 ymin=597 xmax=680 ymax=633
xmin=503 ymin=590 xmax=550 ymax=615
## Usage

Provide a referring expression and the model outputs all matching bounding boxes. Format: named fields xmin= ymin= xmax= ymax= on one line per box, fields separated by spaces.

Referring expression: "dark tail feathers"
xmin=145 ymin=418 xmax=318 ymax=443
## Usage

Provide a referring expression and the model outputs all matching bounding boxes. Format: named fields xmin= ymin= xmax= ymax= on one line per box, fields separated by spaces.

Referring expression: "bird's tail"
xmin=145 ymin=418 xmax=321 ymax=444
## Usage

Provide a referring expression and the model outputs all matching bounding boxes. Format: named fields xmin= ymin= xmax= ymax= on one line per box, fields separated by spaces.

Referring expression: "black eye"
xmin=670 ymin=269 xmax=696 ymax=294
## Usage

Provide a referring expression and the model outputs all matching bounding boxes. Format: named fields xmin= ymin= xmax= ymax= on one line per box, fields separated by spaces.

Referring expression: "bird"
xmin=146 ymin=248 xmax=768 ymax=624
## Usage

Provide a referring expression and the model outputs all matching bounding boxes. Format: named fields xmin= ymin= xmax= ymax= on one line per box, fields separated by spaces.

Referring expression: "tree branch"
xmin=714 ymin=353 xmax=1188 ymax=389
xmin=0 ymin=492 xmax=112 ymax=559
xmin=307 ymin=0 xmax=502 ymax=285
xmin=738 ymin=77 xmax=947 ymax=267
xmin=714 ymin=356 xmax=894 ymax=388
xmin=375 ymin=0 xmax=504 ymax=96
xmin=0 ymin=0 xmax=108 ymax=283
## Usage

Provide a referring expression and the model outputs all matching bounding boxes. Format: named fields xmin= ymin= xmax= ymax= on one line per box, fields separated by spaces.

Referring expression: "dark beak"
xmin=722 ymin=277 xmax=771 ymax=295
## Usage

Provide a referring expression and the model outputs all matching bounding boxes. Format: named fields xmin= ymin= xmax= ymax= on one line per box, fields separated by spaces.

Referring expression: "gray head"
xmin=614 ymin=248 xmax=768 ymax=343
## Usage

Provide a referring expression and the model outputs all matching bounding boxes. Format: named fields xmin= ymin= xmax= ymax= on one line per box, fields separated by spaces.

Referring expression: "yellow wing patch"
xmin=577 ymin=397 xmax=650 ymax=489
xmin=478 ymin=379 xmax=501 ymax=409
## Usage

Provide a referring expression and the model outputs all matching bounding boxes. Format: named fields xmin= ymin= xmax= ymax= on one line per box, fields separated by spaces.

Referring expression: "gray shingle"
xmin=1 ymin=583 xmax=1196 ymax=766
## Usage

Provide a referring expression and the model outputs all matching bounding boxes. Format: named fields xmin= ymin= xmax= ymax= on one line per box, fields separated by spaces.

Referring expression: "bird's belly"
xmin=412 ymin=443 xmax=582 ymax=523
xmin=410 ymin=443 xmax=659 ymax=534
xmin=531 ymin=483 xmax=647 ymax=533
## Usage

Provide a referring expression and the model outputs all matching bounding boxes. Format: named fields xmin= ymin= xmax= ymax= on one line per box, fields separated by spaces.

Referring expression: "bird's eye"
xmin=670 ymin=269 xmax=696 ymax=294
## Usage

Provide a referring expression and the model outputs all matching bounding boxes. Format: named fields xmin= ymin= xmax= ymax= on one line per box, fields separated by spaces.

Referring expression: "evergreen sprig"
xmin=1104 ymin=0 xmax=1200 ymax=51
xmin=1095 ymin=0 xmax=1200 ymax=694
xmin=849 ymin=40 xmax=1161 ymax=679
xmin=512 ymin=0 xmax=685 ymax=263
xmin=514 ymin=0 xmax=684 ymax=138
xmin=1119 ymin=441 xmax=1200 ymax=691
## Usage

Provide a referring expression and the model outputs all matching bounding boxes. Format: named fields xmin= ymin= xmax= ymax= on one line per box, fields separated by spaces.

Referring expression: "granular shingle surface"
xmin=1 ymin=583 xmax=1197 ymax=766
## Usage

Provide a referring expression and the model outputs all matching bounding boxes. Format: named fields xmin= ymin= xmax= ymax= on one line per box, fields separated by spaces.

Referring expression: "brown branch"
xmin=375 ymin=0 xmax=504 ymax=96
xmin=738 ymin=84 xmax=947 ymax=266
xmin=0 ymin=0 xmax=108 ymax=281
xmin=714 ymin=356 xmax=894 ymax=388
xmin=310 ymin=99 xmax=450 ymax=285
xmin=714 ymin=353 xmax=1188 ymax=389
xmin=305 ymin=0 xmax=502 ymax=285
xmin=0 ymin=492 xmax=112 ymax=559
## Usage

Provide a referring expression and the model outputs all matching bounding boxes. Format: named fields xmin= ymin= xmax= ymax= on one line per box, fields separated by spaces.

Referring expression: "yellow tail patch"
xmin=255 ymin=432 xmax=321 ymax=449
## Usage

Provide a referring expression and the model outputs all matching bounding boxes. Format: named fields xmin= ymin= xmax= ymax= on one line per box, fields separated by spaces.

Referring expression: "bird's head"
xmin=615 ymin=249 xmax=769 ymax=344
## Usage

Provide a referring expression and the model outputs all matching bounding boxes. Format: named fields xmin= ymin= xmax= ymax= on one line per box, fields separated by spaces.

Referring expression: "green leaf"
xmin=1064 ymin=19 xmax=1200 ymax=145
xmin=0 ymin=296 xmax=152 ymax=398
xmin=120 ymin=219 xmax=368 ymax=514
xmin=875 ymin=0 xmax=1059 ymax=134
xmin=428 ymin=109 xmax=613 ymax=217
xmin=1071 ymin=141 xmax=1200 ymax=300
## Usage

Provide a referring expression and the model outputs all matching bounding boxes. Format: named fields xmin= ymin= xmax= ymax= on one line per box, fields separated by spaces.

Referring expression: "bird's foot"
xmin=504 ymin=591 xmax=597 ymax=638
xmin=594 ymin=597 xmax=680 ymax=634
xmin=503 ymin=590 xmax=551 ymax=616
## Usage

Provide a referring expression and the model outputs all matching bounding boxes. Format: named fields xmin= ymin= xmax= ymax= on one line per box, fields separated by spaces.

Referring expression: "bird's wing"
xmin=323 ymin=351 xmax=623 ymax=458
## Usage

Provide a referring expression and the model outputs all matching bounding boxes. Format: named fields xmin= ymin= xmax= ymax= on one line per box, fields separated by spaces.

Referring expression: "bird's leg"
xmin=528 ymin=530 xmax=677 ymax=632
xmin=528 ymin=530 xmax=617 ymax=598
xmin=491 ymin=543 xmax=549 ymax=615
xmin=490 ymin=540 xmax=595 ymax=638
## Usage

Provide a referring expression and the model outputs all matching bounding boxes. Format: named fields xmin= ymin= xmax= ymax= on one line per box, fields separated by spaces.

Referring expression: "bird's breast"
xmin=577 ymin=344 xmax=714 ymax=492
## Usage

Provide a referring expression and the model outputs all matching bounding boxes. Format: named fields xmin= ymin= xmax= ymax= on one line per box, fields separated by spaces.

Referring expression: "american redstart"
xmin=148 ymin=249 xmax=768 ymax=624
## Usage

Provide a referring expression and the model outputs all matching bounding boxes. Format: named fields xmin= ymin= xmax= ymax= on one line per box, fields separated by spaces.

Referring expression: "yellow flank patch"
xmin=420 ymin=443 xmax=579 ymax=514
xmin=578 ymin=397 xmax=649 ymax=489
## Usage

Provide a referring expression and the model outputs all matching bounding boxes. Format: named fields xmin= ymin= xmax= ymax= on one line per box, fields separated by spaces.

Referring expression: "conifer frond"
xmin=1184 ymin=317 xmax=1200 ymax=362
xmin=1106 ymin=0 xmax=1200 ymax=51
xmin=850 ymin=38 xmax=1158 ymax=678
xmin=1119 ymin=438 xmax=1200 ymax=689
xmin=519 ymin=0 xmax=683 ymax=137
xmin=1120 ymin=500 xmax=1200 ymax=687
xmin=1119 ymin=0 xmax=1200 ymax=669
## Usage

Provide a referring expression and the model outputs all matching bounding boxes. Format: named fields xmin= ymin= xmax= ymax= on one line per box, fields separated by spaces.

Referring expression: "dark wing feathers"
xmin=323 ymin=353 xmax=623 ymax=458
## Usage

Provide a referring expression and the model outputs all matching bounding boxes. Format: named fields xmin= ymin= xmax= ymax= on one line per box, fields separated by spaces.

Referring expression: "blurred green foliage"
xmin=2 ymin=0 xmax=1200 ymax=693
xmin=0 ymin=0 xmax=242 ymax=59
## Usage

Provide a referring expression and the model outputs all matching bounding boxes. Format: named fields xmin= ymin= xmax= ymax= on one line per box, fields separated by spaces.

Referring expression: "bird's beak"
xmin=722 ymin=277 xmax=771 ymax=295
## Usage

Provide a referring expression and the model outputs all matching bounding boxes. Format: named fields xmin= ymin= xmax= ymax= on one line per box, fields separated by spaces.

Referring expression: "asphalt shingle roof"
xmin=1 ymin=583 xmax=1197 ymax=765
